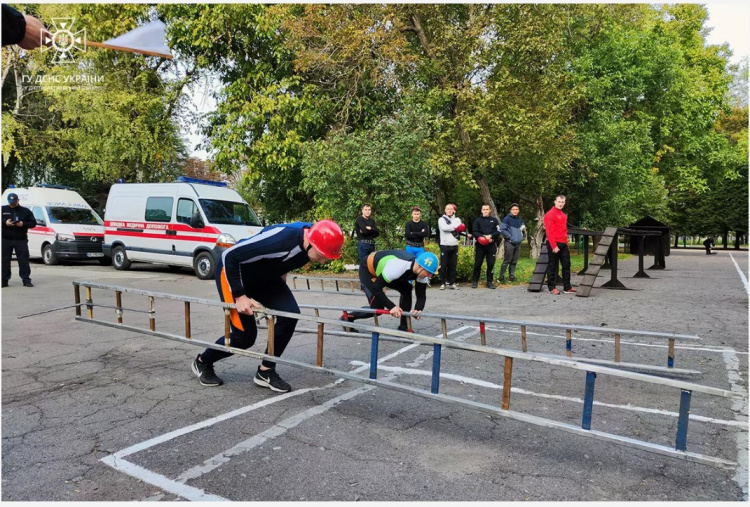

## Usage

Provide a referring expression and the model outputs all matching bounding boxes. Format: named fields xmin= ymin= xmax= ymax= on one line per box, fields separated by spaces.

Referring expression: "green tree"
xmin=300 ymin=105 xmax=433 ymax=246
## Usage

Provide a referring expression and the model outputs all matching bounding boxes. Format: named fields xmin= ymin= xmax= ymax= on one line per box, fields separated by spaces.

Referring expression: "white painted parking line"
xmin=101 ymin=326 xmax=474 ymax=501
xmin=100 ymin=455 xmax=229 ymax=501
xmin=347 ymin=362 xmax=747 ymax=428
xmin=177 ymin=385 xmax=375 ymax=482
xmin=174 ymin=326 xmax=478 ymax=484
xmin=729 ymin=253 xmax=749 ymax=295
xmin=722 ymin=349 xmax=749 ymax=499
xmin=111 ymin=387 xmax=324 ymax=459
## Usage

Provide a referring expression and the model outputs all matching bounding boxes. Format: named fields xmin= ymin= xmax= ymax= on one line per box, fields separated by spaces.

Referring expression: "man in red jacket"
xmin=543 ymin=195 xmax=575 ymax=295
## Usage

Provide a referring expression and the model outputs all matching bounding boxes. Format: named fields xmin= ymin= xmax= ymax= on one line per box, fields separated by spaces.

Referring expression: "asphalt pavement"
xmin=1 ymin=248 xmax=748 ymax=501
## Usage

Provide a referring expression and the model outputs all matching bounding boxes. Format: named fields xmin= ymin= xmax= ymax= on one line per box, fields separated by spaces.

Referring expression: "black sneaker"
xmin=191 ymin=355 xmax=224 ymax=386
xmin=340 ymin=315 xmax=359 ymax=333
xmin=254 ymin=367 xmax=291 ymax=393
xmin=23 ymin=281 xmax=33 ymax=287
xmin=509 ymin=276 xmax=516 ymax=282
xmin=487 ymin=282 xmax=496 ymax=289
xmin=1 ymin=280 xmax=7 ymax=288
xmin=471 ymin=281 xmax=478 ymax=289
xmin=397 ymin=325 xmax=414 ymax=333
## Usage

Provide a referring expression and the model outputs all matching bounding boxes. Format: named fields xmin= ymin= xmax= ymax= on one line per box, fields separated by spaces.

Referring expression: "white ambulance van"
xmin=103 ymin=177 xmax=263 ymax=279
xmin=1 ymin=185 xmax=107 ymax=265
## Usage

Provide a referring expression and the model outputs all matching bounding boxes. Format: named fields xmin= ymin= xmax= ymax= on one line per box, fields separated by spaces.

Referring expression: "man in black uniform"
xmin=341 ymin=250 xmax=438 ymax=332
xmin=354 ymin=204 xmax=379 ymax=289
xmin=2 ymin=192 xmax=37 ymax=287
xmin=471 ymin=204 xmax=502 ymax=289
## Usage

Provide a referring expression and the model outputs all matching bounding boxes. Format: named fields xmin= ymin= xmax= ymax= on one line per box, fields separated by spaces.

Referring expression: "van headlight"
xmin=216 ymin=233 xmax=236 ymax=249
xmin=56 ymin=233 xmax=76 ymax=242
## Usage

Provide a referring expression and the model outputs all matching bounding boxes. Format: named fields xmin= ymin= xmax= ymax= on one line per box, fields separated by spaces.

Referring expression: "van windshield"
xmin=46 ymin=207 xmax=103 ymax=225
xmin=199 ymin=199 xmax=261 ymax=226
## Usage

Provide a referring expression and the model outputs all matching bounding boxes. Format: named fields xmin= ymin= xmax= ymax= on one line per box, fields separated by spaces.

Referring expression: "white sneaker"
xmin=440 ymin=284 xmax=446 ymax=290
xmin=449 ymin=284 xmax=458 ymax=290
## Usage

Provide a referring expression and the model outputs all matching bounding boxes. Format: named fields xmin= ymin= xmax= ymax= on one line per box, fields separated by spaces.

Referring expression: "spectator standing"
xmin=543 ymin=195 xmax=575 ymax=295
xmin=354 ymin=204 xmax=379 ymax=288
xmin=471 ymin=204 xmax=502 ymax=289
xmin=405 ymin=206 xmax=429 ymax=257
xmin=354 ymin=204 xmax=379 ymax=262
xmin=437 ymin=203 xmax=464 ymax=290
xmin=2 ymin=192 xmax=37 ymax=287
xmin=499 ymin=203 xmax=525 ymax=283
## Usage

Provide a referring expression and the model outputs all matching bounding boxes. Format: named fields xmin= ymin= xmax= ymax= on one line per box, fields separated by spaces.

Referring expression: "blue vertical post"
xmin=369 ymin=332 xmax=379 ymax=380
xmin=566 ymin=329 xmax=572 ymax=357
xmin=675 ymin=389 xmax=692 ymax=451
xmin=581 ymin=371 xmax=597 ymax=430
xmin=431 ymin=344 xmax=442 ymax=394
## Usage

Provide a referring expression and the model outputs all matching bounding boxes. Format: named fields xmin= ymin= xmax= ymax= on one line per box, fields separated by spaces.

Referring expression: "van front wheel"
xmin=112 ymin=246 xmax=131 ymax=270
xmin=193 ymin=251 xmax=216 ymax=280
xmin=42 ymin=244 xmax=59 ymax=265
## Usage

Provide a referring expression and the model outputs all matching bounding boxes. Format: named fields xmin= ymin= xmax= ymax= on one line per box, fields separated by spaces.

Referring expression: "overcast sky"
xmin=186 ymin=2 xmax=750 ymax=160
xmin=703 ymin=1 xmax=750 ymax=64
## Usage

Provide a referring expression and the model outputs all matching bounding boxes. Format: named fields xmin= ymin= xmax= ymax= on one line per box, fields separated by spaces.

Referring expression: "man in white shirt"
xmin=437 ymin=203 xmax=464 ymax=290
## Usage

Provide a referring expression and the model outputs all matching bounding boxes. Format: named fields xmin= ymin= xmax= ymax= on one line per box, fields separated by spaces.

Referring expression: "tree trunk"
xmin=673 ymin=233 xmax=679 ymax=248
xmin=529 ymin=195 xmax=545 ymax=259
xmin=722 ymin=228 xmax=729 ymax=249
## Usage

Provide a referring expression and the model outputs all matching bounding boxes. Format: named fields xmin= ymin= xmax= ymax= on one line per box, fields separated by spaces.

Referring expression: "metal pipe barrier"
xmin=71 ymin=281 xmax=745 ymax=469
xmin=298 ymin=304 xmax=702 ymax=376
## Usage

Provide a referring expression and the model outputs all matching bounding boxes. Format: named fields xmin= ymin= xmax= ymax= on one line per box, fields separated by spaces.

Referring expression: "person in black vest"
xmin=471 ymin=204 xmax=502 ymax=289
xmin=2 ymin=192 xmax=37 ymax=287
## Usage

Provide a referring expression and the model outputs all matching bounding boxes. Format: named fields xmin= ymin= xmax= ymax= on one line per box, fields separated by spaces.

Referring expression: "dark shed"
xmin=629 ymin=216 xmax=670 ymax=268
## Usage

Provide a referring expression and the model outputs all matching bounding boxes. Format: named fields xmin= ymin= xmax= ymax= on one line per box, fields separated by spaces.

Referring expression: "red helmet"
xmin=307 ymin=220 xmax=344 ymax=259
xmin=455 ymin=223 xmax=466 ymax=233
xmin=477 ymin=236 xmax=491 ymax=246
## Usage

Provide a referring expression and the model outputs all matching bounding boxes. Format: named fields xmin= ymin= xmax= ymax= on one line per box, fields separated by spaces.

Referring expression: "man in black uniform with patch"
xmin=2 ymin=192 xmax=37 ymax=288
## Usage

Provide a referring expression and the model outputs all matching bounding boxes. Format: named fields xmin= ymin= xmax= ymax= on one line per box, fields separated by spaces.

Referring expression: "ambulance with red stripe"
xmin=1 ymin=185 xmax=106 ymax=265
xmin=102 ymin=177 xmax=263 ymax=280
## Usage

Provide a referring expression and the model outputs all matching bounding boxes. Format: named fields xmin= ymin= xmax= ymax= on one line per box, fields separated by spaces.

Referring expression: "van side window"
xmin=145 ymin=197 xmax=173 ymax=222
xmin=32 ymin=206 xmax=46 ymax=226
xmin=176 ymin=198 xmax=198 ymax=225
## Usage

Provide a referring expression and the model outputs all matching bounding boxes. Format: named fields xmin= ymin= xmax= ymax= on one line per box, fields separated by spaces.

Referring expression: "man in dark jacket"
xmin=404 ymin=206 xmax=429 ymax=257
xmin=471 ymin=204 xmax=502 ymax=289
xmin=2 ymin=192 xmax=37 ymax=287
xmin=499 ymin=203 xmax=525 ymax=283
xmin=354 ymin=204 xmax=379 ymax=264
